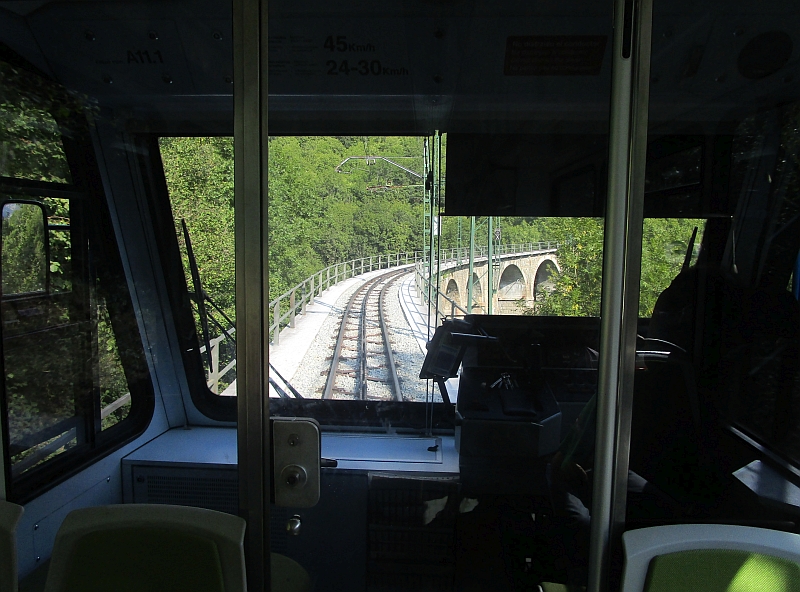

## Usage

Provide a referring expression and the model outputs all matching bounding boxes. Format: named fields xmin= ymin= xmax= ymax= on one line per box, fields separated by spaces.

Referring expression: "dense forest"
xmin=159 ymin=135 xmax=701 ymax=331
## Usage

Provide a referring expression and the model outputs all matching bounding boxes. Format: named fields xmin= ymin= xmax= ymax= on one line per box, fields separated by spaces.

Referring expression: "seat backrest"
xmin=0 ymin=500 xmax=24 ymax=592
xmin=43 ymin=504 xmax=246 ymax=592
xmin=621 ymin=524 xmax=800 ymax=592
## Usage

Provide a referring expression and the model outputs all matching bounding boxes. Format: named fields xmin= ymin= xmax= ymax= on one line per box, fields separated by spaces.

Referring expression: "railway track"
xmin=322 ymin=268 xmax=409 ymax=401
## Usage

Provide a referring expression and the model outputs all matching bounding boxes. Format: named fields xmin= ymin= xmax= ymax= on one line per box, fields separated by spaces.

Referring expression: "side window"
xmin=640 ymin=218 xmax=705 ymax=318
xmin=720 ymin=103 xmax=800 ymax=466
xmin=0 ymin=59 xmax=153 ymax=501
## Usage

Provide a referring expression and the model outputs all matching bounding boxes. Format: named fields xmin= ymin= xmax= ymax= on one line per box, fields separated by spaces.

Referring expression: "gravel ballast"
xmin=288 ymin=272 xmax=434 ymax=402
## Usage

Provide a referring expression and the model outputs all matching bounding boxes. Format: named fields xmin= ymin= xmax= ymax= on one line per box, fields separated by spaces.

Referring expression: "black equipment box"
xmin=420 ymin=315 xmax=562 ymax=493
xmin=455 ymin=365 xmax=561 ymax=462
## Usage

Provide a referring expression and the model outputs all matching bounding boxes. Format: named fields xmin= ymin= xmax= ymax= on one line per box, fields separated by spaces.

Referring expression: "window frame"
xmin=141 ymin=133 xmax=238 ymax=422
xmin=0 ymin=54 xmax=155 ymax=503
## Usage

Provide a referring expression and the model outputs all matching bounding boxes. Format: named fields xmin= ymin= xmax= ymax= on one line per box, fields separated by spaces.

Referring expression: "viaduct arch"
xmin=438 ymin=252 xmax=560 ymax=315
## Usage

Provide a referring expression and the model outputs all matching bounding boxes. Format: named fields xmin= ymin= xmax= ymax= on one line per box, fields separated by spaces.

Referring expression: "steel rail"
xmin=359 ymin=268 xmax=407 ymax=400
xmin=322 ymin=276 xmax=373 ymax=399
xmin=378 ymin=273 xmax=405 ymax=401
xmin=322 ymin=267 xmax=408 ymax=400
xmin=358 ymin=279 xmax=377 ymax=400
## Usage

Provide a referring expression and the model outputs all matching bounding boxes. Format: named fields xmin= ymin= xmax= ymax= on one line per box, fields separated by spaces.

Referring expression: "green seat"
xmin=539 ymin=583 xmax=586 ymax=592
xmin=43 ymin=504 xmax=246 ymax=592
xmin=645 ymin=549 xmax=800 ymax=592
xmin=621 ymin=524 xmax=800 ymax=592
xmin=0 ymin=499 xmax=24 ymax=592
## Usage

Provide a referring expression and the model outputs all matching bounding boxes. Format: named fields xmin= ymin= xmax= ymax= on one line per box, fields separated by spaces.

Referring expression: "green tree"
xmin=1 ymin=203 xmax=47 ymax=295
xmin=526 ymin=217 xmax=702 ymax=318
xmin=639 ymin=218 xmax=703 ymax=316
xmin=160 ymin=137 xmax=236 ymax=322
xmin=266 ymin=135 xmax=425 ymax=301
xmin=534 ymin=218 xmax=605 ymax=316
xmin=0 ymin=61 xmax=82 ymax=184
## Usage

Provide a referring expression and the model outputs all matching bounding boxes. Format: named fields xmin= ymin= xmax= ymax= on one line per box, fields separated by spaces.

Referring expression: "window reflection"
xmin=0 ymin=62 xmax=73 ymax=184
xmin=2 ymin=201 xmax=47 ymax=295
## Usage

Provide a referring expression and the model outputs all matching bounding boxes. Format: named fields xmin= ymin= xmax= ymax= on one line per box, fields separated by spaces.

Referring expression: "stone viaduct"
xmin=435 ymin=249 xmax=560 ymax=316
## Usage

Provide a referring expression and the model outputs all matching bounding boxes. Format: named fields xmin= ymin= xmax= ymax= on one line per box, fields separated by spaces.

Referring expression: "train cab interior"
xmin=1 ymin=0 xmax=800 ymax=590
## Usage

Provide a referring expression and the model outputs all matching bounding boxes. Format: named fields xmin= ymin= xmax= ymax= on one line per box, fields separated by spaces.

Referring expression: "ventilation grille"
xmin=130 ymin=464 xmax=290 ymax=553
xmin=270 ymin=506 xmax=290 ymax=555
xmin=366 ymin=477 xmax=457 ymax=591
xmin=132 ymin=466 xmax=238 ymax=515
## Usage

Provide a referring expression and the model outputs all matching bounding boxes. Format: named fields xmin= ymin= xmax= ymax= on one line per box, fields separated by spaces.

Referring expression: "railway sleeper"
xmin=366 ymin=376 xmax=391 ymax=384
xmin=332 ymin=389 xmax=359 ymax=397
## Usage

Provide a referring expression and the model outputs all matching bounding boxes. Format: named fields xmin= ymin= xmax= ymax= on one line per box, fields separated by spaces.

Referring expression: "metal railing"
xmin=200 ymin=327 xmax=237 ymax=394
xmin=432 ymin=241 xmax=558 ymax=264
xmin=15 ymin=392 xmax=138 ymax=476
xmin=181 ymin=241 xmax=559 ymax=392
xmin=268 ymin=241 xmax=558 ymax=345
xmin=269 ymin=251 xmax=423 ymax=344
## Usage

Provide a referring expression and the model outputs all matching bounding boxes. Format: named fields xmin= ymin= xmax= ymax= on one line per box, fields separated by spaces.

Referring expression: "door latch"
xmin=272 ymin=417 xmax=321 ymax=507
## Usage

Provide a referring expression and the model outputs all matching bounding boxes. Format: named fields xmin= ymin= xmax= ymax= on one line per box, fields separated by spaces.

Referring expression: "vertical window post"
xmin=589 ymin=0 xmax=653 ymax=590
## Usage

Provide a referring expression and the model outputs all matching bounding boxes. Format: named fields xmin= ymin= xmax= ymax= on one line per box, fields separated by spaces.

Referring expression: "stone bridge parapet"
xmin=437 ymin=249 xmax=560 ymax=315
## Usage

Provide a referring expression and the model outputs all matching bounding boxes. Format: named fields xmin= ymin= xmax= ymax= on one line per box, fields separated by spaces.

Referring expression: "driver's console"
xmin=421 ymin=315 xmax=603 ymax=494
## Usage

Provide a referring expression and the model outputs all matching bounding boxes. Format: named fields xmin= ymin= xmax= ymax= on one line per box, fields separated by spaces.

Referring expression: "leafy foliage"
xmin=532 ymin=218 xmax=606 ymax=317
xmin=160 ymin=136 xmax=426 ymax=313
xmin=524 ymin=217 xmax=703 ymax=317
xmin=160 ymin=136 xmax=236 ymax=321
xmin=0 ymin=60 xmax=80 ymax=183
xmin=1 ymin=203 xmax=47 ymax=294
xmin=639 ymin=218 xmax=703 ymax=316
xmin=267 ymin=136 xmax=424 ymax=301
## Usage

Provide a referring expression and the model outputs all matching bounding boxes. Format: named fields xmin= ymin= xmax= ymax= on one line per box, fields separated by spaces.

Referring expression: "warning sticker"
xmin=504 ymin=36 xmax=607 ymax=76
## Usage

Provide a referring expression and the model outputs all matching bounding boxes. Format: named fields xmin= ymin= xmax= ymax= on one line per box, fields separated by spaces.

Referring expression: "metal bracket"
xmin=272 ymin=417 xmax=321 ymax=508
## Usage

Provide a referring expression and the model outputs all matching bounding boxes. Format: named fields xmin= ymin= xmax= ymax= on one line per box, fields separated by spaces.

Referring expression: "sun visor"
xmin=443 ymin=133 xmax=605 ymax=217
